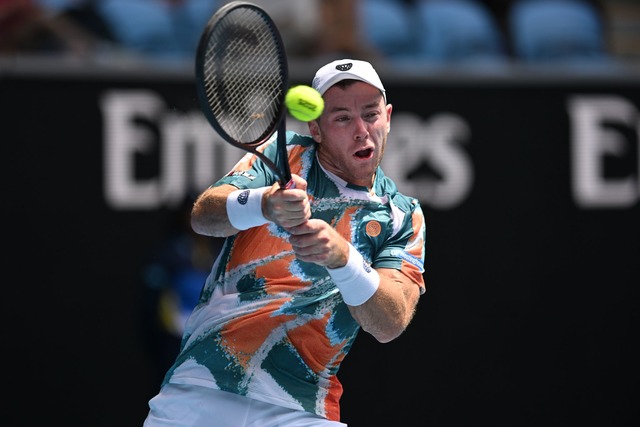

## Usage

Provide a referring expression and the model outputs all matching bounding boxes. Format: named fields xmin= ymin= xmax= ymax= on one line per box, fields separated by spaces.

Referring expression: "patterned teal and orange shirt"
xmin=163 ymin=131 xmax=426 ymax=422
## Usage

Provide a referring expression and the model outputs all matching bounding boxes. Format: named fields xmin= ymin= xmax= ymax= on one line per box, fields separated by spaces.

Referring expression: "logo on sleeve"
xmin=365 ymin=220 xmax=381 ymax=237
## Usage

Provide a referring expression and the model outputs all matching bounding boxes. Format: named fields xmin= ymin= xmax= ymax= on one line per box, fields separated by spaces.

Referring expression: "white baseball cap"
xmin=312 ymin=59 xmax=386 ymax=103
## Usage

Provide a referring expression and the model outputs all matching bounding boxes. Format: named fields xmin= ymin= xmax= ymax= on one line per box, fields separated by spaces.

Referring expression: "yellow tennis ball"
xmin=285 ymin=85 xmax=324 ymax=122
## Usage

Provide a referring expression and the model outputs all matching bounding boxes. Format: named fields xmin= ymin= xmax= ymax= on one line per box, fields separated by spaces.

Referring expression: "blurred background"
xmin=2 ymin=1 xmax=639 ymax=426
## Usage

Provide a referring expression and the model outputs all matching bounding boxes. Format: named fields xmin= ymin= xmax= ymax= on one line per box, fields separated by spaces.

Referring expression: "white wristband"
xmin=327 ymin=243 xmax=380 ymax=306
xmin=226 ymin=187 xmax=270 ymax=230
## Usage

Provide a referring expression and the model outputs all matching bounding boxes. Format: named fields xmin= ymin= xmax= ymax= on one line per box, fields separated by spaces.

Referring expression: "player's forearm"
xmin=348 ymin=269 xmax=420 ymax=343
xmin=191 ymin=184 xmax=239 ymax=237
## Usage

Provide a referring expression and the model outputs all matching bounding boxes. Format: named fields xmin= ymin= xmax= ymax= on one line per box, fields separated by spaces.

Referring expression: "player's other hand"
xmin=287 ymin=219 xmax=349 ymax=267
xmin=263 ymin=174 xmax=310 ymax=228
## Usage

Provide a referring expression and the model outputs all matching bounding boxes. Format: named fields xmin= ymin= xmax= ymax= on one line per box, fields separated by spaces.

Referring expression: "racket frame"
xmin=195 ymin=1 xmax=292 ymax=187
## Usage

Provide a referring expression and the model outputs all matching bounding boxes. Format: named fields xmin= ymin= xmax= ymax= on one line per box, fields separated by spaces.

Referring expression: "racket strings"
xmin=203 ymin=7 xmax=286 ymax=145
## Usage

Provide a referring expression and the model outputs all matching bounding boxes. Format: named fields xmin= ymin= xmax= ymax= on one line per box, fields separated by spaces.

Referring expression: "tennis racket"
xmin=195 ymin=1 xmax=293 ymax=189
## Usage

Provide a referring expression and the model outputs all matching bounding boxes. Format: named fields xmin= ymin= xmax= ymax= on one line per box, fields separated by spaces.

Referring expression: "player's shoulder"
xmin=391 ymin=190 xmax=422 ymax=218
xmin=285 ymin=130 xmax=315 ymax=148
xmin=377 ymin=169 xmax=422 ymax=214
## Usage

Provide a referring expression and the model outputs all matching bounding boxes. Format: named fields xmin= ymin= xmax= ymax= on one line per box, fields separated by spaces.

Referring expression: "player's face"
xmin=310 ymin=82 xmax=392 ymax=189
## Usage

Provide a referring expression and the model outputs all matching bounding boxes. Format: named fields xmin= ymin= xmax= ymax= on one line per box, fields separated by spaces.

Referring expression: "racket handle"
xmin=283 ymin=179 xmax=295 ymax=189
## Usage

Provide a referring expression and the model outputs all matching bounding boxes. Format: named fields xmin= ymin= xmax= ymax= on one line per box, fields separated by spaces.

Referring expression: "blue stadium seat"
xmin=508 ymin=0 xmax=610 ymax=63
xmin=170 ymin=0 xmax=221 ymax=59
xmin=97 ymin=0 xmax=182 ymax=59
xmin=414 ymin=0 xmax=507 ymax=64
xmin=96 ymin=0 xmax=219 ymax=61
xmin=358 ymin=0 xmax=416 ymax=60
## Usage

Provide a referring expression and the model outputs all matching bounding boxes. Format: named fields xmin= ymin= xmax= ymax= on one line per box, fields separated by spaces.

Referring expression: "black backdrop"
xmin=2 ymin=60 xmax=639 ymax=426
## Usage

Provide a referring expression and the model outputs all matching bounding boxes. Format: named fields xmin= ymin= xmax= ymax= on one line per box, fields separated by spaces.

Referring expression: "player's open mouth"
xmin=354 ymin=148 xmax=373 ymax=159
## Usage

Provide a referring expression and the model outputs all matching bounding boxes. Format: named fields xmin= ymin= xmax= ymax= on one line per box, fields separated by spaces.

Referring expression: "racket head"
xmin=195 ymin=2 xmax=289 ymax=150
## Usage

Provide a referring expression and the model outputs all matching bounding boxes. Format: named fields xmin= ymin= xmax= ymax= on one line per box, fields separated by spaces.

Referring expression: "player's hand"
xmin=263 ymin=174 xmax=310 ymax=228
xmin=287 ymin=219 xmax=349 ymax=267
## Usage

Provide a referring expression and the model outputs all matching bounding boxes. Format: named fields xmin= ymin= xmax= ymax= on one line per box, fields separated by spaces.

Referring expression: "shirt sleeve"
xmin=212 ymin=134 xmax=280 ymax=189
xmin=373 ymin=199 xmax=427 ymax=295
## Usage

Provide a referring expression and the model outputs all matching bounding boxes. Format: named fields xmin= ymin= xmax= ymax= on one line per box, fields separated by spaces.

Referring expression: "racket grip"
xmin=283 ymin=179 xmax=295 ymax=189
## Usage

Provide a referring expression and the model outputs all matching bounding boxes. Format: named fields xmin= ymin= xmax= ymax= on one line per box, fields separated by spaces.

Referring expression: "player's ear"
xmin=309 ymin=120 xmax=321 ymax=143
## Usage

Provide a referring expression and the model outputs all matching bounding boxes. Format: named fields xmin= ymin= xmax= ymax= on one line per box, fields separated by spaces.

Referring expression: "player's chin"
xmin=351 ymin=153 xmax=379 ymax=173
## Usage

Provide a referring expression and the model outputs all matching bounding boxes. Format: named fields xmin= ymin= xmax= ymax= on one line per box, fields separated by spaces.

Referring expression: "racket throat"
xmin=276 ymin=118 xmax=293 ymax=188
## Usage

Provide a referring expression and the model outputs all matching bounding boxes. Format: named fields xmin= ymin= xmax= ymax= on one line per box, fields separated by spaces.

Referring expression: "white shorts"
xmin=143 ymin=383 xmax=348 ymax=427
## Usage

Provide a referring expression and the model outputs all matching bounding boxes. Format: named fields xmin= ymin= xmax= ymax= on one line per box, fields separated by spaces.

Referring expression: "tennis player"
xmin=143 ymin=59 xmax=427 ymax=427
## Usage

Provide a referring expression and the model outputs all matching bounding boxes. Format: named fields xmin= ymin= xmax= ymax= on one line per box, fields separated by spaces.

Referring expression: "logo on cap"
xmin=336 ymin=63 xmax=353 ymax=72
